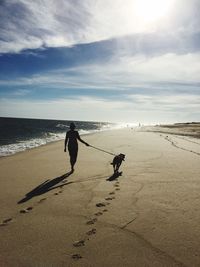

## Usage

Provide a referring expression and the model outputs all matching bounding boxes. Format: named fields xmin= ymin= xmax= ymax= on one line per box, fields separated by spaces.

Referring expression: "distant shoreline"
xmin=147 ymin=122 xmax=200 ymax=139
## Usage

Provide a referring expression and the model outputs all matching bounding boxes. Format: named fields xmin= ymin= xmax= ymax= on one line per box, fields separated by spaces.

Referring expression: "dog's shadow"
xmin=107 ymin=171 xmax=122 ymax=181
xmin=18 ymin=171 xmax=73 ymax=204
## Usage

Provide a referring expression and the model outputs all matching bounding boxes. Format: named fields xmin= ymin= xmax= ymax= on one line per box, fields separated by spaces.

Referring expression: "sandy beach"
xmin=0 ymin=127 xmax=200 ymax=267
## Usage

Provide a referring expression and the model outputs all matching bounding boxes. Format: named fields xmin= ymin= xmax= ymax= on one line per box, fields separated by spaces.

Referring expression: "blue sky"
xmin=0 ymin=0 xmax=200 ymax=123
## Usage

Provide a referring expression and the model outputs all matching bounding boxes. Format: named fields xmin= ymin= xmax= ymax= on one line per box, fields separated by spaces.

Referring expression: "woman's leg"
xmin=69 ymin=148 xmax=78 ymax=171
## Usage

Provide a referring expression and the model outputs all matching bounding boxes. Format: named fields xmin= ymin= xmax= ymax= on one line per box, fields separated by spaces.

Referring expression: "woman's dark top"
xmin=66 ymin=130 xmax=79 ymax=149
xmin=65 ymin=130 xmax=88 ymax=151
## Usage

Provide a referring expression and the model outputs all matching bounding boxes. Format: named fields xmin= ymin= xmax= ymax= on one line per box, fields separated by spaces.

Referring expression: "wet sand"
xmin=0 ymin=127 xmax=200 ymax=267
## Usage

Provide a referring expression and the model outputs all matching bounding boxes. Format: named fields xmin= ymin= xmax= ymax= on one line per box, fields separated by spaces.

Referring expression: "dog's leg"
xmin=115 ymin=163 xmax=119 ymax=173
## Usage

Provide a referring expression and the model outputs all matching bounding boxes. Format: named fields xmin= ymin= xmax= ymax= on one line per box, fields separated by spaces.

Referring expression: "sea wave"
xmin=0 ymin=121 xmax=124 ymax=157
xmin=0 ymin=133 xmax=65 ymax=157
xmin=55 ymin=123 xmax=69 ymax=129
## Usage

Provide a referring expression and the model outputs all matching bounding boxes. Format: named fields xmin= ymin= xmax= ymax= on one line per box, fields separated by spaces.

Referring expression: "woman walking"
xmin=64 ymin=122 xmax=89 ymax=172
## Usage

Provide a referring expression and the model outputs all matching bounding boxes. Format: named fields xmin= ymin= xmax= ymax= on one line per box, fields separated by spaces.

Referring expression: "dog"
xmin=111 ymin=153 xmax=125 ymax=173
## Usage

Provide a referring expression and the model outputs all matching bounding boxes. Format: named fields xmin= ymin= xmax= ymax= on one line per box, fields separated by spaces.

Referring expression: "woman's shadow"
xmin=18 ymin=171 xmax=73 ymax=204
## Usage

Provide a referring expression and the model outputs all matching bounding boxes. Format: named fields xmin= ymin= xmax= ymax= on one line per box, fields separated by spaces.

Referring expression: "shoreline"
xmin=0 ymin=124 xmax=124 ymax=158
xmin=2 ymin=122 xmax=200 ymax=160
xmin=0 ymin=127 xmax=122 ymax=159
xmin=1 ymin=122 xmax=200 ymax=159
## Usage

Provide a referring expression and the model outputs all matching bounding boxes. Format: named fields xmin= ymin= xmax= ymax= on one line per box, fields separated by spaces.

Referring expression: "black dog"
xmin=111 ymin=153 xmax=125 ymax=173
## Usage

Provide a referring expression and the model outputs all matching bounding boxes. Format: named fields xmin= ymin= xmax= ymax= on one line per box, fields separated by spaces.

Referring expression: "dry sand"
xmin=0 ymin=127 xmax=200 ymax=267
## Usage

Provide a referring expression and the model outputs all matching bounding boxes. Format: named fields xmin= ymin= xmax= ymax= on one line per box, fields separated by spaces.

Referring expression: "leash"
xmin=89 ymin=145 xmax=116 ymax=156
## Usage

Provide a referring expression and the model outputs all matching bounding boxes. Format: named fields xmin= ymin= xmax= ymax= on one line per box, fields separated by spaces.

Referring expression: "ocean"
xmin=0 ymin=117 xmax=118 ymax=157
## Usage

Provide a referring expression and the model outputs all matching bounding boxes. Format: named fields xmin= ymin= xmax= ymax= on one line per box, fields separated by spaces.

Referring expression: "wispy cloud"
xmin=0 ymin=0 xmax=199 ymax=53
xmin=1 ymin=52 xmax=200 ymax=90
xmin=11 ymin=89 xmax=31 ymax=96
xmin=127 ymin=94 xmax=200 ymax=111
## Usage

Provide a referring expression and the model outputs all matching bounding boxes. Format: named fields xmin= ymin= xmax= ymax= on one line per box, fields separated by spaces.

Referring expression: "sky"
xmin=0 ymin=0 xmax=200 ymax=124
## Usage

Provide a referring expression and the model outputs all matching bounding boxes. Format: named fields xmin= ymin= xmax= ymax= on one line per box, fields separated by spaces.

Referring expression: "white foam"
xmin=0 ymin=123 xmax=126 ymax=157
xmin=55 ymin=123 xmax=69 ymax=129
xmin=0 ymin=133 xmax=65 ymax=157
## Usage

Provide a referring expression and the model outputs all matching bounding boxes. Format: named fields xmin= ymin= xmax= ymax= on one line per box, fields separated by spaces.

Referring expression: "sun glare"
xmin=135 ymin=0 xmax=174 ymax=23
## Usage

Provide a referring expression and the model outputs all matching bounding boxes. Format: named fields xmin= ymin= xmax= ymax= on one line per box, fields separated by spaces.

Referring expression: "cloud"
xmin=1 ymin=52 xmax=200 ymax=91
xmin=127 ymin=93 xmax=200 ymax=111
xmin=1 ymin=49 xmax=199 ymax=123
xmin=11 ymin=89 xmax=31 ymax=96
xmin=0 ymin=0 xmax=90 ymax=53
xmin=0 ymin=0 xmax=199 ymax=53
xmin=1 ymin=93 xmax=199 ymax=123
xmin=118 ymin=53 xmax=200 ymax=83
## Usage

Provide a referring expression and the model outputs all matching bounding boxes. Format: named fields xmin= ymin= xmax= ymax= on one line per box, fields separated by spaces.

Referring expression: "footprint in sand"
xmin=116 ymin=188 xmax=120 ymax=191
xmin=38 ymin=198 xmax=46 ymax=203
xmin=114 ymin=184 xmax=120 ymax=187
xmin=96 ymin=202 xmax=106 ymax=207
xmin=71 ymin=254 xmax=82 ymax=260
xmin=103 ymin=209 xmax=108 ymax=212
xmin=0 ymin=218 xmax=13 ymax=226
xmin=86 ymin=228 xmax=96 ymax=236
xmin=109 ymin=192 xmax=115 ymax=195
xmin=94 ymin=212 xmax=103 ymax=216
xmin=86 ymin=218 xmax=97 ymax=225
xmin=105 ymin=197 xmax=114 ymax=201
xmin=73 ymin=240 xmax=85 ymax=247
xmin=54 ymin=192 xmax=59 ymax=195
xmin=20 ymin=207 xmax=33 ymax=214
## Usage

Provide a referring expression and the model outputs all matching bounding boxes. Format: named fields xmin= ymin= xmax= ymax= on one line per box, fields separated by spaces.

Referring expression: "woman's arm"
xmin=64 ymin=132 xmax=69 ymax=152
xmin=77 ymin=132 xmax=90 ymax=146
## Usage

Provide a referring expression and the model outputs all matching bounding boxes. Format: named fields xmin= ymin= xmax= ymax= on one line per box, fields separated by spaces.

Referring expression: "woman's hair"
xmin=70 ymin=122 xmax=76 ymax=130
